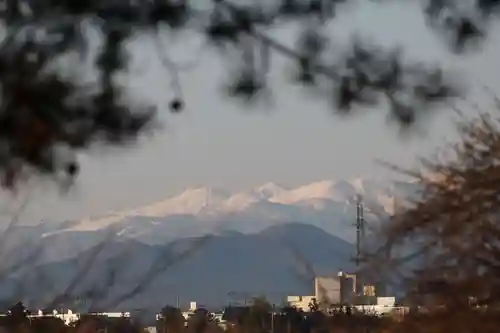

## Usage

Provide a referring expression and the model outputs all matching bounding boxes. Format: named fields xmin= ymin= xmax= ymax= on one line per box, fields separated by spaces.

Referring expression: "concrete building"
xmin=286 ymin=271 xmax=407 ymax=316
xmin=314 ymin=271 xmax=391 ymax=306
xmin=314 ymin=276 xmax=342 ymax=304
xmin=286 ymin=296 xmax=316 ymax=311
xmin=314 ymin=271 xmax=360 ymax=304
xmin=353 ymin=297 xmax=409 ymax=316
xmin=181 ymin=301 xmax=198 ymax=320
xmin=87 ymin=312 xmax=131 ymax=318
xmin=0 ymin=309 xmax=132 ymax=326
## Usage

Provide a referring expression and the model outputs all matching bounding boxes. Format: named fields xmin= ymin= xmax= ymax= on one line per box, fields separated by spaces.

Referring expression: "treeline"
xmin=0 ymin=299 xmax=404 ymax=333
xmin=0 ymin=301 xmax=140 ymax=333
xmin=158 ymin=302 xmax=500 ymax=333
xmin=157 ymin=302 xmax=392 ymax=333
xmin=3 ymin=292 xmax=500 ymax=333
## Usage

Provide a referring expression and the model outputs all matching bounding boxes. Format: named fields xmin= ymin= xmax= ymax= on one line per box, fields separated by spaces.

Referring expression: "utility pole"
xmin=271 ymin=304 xmax=275 ymax=333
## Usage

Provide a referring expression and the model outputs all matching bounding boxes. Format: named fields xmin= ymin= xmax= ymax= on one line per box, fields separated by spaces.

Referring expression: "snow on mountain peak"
xmin=67 ymin=178 xmax=416 ymax=233
xmin=272 ymin=180 xmax=341 ymax=204
xmin=133 ymin=186 xmax=230 ymax=217
xmin=223 ymin=192 xmax=261 ymax=211
xmin=253 ymin=182 xmax=287 ymax=199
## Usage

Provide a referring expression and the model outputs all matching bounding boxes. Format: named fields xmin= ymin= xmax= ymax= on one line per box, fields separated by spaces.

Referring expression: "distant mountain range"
xmin=58 ymin=178 xmax=417 ymax=238
xmin=15 ymin=178 xmax=420 ymax=261
xmin=0 ymin=178 xmax=423 ymax=309
xmin=3 ymin=223 xmax=354 ymax=311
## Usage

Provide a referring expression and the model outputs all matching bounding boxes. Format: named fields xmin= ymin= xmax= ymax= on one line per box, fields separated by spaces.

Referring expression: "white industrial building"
xmin=287 ymin=271 xmax=409 ymax=316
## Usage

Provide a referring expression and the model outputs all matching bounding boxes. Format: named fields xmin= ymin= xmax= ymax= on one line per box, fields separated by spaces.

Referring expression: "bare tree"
xmin=368 ymin=101 xmax=500 ymax=332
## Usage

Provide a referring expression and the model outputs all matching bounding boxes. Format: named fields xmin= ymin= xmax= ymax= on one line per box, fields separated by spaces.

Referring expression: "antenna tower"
xmin=352 ymin=194 xmax=366 ymax=270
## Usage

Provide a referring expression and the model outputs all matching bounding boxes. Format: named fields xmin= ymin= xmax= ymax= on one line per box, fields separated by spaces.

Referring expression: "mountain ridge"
xmin=54 ymin=178 xmax=418 ymax=237
xmin=1 ymin=178 xmax=422 ymax=265
xmin=7 ymin=222 xmax=355 ymax=310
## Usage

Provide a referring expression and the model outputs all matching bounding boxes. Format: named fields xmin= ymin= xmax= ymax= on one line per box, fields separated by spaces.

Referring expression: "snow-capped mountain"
xmin=44 ymin=178 xmax=420 ymax=245
xmin=2 ymin=177 xmax=422 ymax=307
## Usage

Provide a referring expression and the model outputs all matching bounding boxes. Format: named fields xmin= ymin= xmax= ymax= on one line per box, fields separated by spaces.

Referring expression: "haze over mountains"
xmin=0 ymin=178 xmax=422 ymax=309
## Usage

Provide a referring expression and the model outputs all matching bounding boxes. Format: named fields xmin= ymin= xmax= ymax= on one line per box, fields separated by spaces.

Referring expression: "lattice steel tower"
xmin=353 ymin=194 xmax=366 ymax=270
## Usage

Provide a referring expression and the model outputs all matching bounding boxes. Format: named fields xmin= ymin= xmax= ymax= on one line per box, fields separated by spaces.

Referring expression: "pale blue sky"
xmin=2 ymin=0 xmax=500 ymax=224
